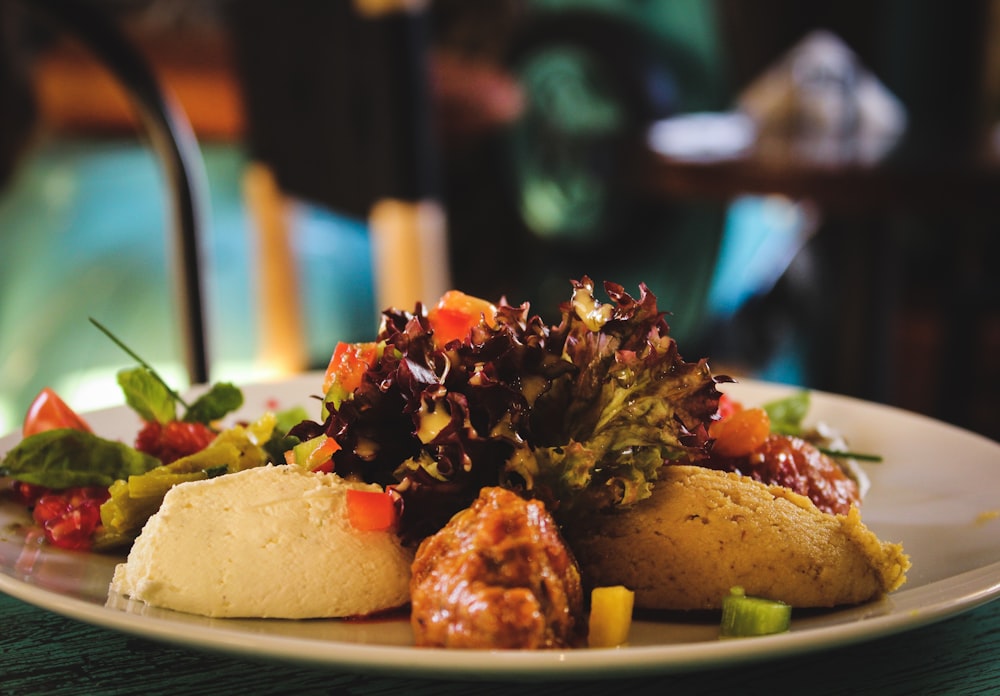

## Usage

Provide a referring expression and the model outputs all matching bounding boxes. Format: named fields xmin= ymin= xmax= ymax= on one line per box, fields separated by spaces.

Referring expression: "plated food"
xmin=0 ymin=278 xmax=909 ymax=648
xmin=110 ymin=465 xmax=413 ymax=619
xmin=568 ymin=465 xmax=908 ymax=610
xmin=410 ymin=486 xmax=585 ymax=649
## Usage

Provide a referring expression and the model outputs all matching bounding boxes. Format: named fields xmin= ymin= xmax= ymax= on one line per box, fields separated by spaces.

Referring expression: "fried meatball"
xmin=410 ymin=487 xmax=585 ymax=649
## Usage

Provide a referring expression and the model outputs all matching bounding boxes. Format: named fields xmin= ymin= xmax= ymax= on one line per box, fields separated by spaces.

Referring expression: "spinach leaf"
xmin=183 ymin=382 xmax=243 ymax=423
xmin=0 ymin=429 xmax=161 ymax=488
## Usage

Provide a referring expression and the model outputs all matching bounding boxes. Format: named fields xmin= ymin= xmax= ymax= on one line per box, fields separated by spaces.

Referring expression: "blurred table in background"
xmin=633 ymin=122 xmax=1000 ymax=441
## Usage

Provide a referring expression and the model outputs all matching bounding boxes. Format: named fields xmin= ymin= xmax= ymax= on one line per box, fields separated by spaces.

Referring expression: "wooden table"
xmin=2 ymin=590 xmax=998 ymax=694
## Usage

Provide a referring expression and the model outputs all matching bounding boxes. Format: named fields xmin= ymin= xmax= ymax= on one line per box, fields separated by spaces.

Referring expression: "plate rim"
xmin=2 ymin=561 xmax=998 ymax=680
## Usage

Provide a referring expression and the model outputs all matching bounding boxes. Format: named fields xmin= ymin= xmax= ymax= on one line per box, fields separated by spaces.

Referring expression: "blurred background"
xmin=1 ymin=0 xmax=998 ymax=441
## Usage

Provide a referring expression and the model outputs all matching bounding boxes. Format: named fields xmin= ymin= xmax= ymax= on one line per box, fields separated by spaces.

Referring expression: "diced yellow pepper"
xmin=588 ymin=585 xmax=635 ymax=648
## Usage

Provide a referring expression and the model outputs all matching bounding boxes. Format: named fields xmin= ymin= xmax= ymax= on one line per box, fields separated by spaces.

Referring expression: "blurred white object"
xmin=648 ymin=112 xmax=757 ymax=160
xmin=738 ymin=30 xmax=907 ymax=161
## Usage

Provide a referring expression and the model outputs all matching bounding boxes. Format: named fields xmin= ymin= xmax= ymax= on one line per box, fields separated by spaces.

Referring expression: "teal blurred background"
xmin=0 ymin=138 xmax=375 ymax=434
xmin=1 ymin=0 xmax=997 ymax=440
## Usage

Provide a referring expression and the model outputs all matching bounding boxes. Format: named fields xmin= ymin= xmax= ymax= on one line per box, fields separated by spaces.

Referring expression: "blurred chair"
xmin=3 ymin=0 xmax=210 ymax=382
xmin=225 ymin=0 xmax=451 ymax=375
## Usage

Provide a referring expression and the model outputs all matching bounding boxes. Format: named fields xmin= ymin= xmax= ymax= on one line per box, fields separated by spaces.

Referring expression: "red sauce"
xmin=706 ymin=434 xmax=861 ymax=515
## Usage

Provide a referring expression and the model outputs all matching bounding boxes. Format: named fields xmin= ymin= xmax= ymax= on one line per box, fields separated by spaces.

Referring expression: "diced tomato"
xmin=345 ymin=488 xmax=398 ymax=532
xmin=716 ymin=393 xmax=742 ymax=421
xmin=134 ymin=420 xmax=216 ymax=465
xmin=31 ymin=486 xmax=110 ymax=551
xmin=23 ymin=387 xmax=91 ymax=437
xmin=710 ymin=406 xmax=771 ymax=458
xmin=312 ymin=460 xmax=335 ymax=475
xmin=426 ymin=290 xmax=497 ymax=348
xmin=323 ymin=341 xmax=379 ymax=395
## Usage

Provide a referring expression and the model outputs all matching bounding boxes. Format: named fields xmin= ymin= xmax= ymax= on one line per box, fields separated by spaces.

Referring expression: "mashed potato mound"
xmin=566 ymin=465 xmax=910 ymax=610
xmin=110 ymin=465 xmax=413 ymax=618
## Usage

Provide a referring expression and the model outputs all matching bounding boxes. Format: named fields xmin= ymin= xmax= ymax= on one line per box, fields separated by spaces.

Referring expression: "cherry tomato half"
xmin=23 ymin=387 xmax=92 ymax=438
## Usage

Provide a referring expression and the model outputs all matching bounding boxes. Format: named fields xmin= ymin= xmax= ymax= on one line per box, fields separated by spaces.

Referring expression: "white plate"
xmin=2 ymin=374 xmax=999 ymax=680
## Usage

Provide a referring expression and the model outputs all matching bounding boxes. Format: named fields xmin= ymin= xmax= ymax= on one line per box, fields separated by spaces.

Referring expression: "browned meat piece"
xmin=706 ymin=434 xmax=862 ymax=515
xmin=409 ymin=487 xmax=585 ymax=649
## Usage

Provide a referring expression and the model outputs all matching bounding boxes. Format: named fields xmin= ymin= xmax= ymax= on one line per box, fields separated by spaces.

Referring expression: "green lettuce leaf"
xmin=0 ymin=428 xmax=161 ymax=488
xmin=523 ymin=279 xmax=722 ymax=515
xmin=183 ymin=382 xmax=243 ymax=423
xmin=763 ymin=391 xmax=811 ymax=435
xmin=117 ymin=366 xmax=177 ymax=424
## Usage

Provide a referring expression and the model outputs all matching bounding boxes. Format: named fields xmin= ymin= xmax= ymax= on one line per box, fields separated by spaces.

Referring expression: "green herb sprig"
xmin=89 ymin=317 xmax=242 ymax=425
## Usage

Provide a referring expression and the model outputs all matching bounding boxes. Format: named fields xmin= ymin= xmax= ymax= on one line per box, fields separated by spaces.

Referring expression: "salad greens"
xmin=290 ymin=277 xmax=728 ymax=540
xmin=763 ymin=391 xmax=882 ymax=463
xmin=762 ymin=391 xmax=812 ymax=436
xmin=93 ymin=317 xmax=244 ymax=425
xmin=0 ymin=429 xmax=161 ymax=489
xmin=116 ymin=366 xmax=242 ymax=426
xmin=0 ymin=320 xmax=249 ymax=491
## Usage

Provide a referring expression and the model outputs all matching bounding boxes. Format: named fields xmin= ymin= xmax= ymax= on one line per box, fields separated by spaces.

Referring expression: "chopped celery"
xmin=719 ymin=587 xmax=791 ymax=638
xmin=127 ymin=470 xmax=206 ymax=497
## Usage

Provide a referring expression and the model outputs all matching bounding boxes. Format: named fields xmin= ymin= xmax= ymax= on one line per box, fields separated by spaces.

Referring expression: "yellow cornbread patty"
xmin=567 ymin=465 xmax=910 ymax=610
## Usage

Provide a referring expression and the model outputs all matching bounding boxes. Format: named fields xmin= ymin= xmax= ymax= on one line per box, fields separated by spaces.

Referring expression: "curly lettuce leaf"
xmin=520 ymin=278 xmax=724 ymax=514
xmin=291 ymin=277 xmax=726 ymax=540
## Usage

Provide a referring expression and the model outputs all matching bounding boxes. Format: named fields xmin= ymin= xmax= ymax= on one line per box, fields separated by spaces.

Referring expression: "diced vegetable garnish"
xmin=322 ymin=341 xmax=380 ymax=409
xmin=23 ymin=388 xmax=92 ymax=437
xmin=134 ymin=420 xmax=217 ymax=465
xmin=588 ymin=585 xmax=635 ymax=647
xmin=425 ymin=289 xmax=497 ymax=347
xmin=288 ymin=435 xmax=340 ymax=473
xmin=31 ymin=486 xmax=110 ymax=551
xmin=719 ymin=586 xmax=791 ymax=637
xmin=323 ymin=341 xmax=380 ymax=394
xmin=345 ymin=488 xmax=398 ymax=531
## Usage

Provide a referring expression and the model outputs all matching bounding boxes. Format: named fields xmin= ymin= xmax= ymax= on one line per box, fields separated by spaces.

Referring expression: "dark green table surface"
xmin=2 ymin=590 xmax=998 ymax=696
